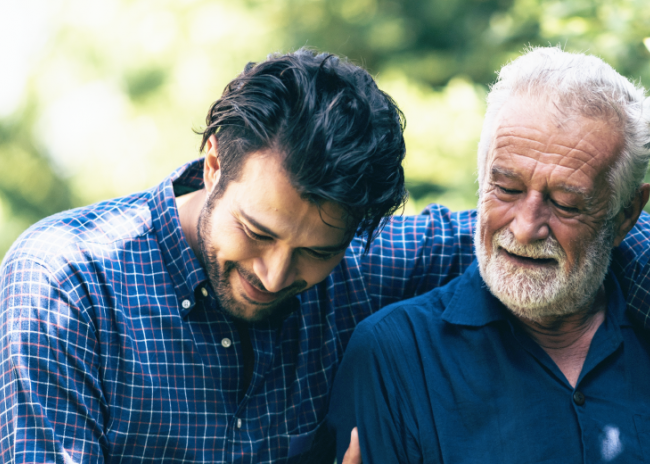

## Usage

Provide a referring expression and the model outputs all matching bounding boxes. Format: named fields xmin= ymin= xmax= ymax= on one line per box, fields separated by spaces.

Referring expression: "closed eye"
xmin=551 ymin=200 xmax=579 ymax=213
xmin=243 ymin=224 xmax=273 ymax=241
xmin=302 ymin=248 xmax=341 ymax=261
xmin=496 ymin=185 xmax=521 ymax=195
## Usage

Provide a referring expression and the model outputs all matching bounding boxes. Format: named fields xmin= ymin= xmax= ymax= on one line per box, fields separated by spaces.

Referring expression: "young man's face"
xmin=197 ymin=139 xmax=351 ymax=322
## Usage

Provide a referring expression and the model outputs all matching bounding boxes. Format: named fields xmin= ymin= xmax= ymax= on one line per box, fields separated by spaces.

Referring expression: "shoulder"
xmin=347 ymin=205 xmax=476 ymax=252
xmin=612 ymin=211 xmax=650 ymax=323
xmin=618 ymin=211 xmax=650 ymax=264
xmin=351 ymin=278 xmax=459 ymax=350
xmin=2 ymin=191 xmax=153 ymax=275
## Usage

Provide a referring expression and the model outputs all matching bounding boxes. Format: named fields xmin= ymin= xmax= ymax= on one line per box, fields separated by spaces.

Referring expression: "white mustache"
xmin=493 ymin=229 xmax=566 ymax=262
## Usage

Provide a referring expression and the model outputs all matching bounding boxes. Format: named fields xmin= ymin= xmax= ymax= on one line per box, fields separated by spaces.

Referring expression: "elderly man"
xmin=329 ymin=47 xmax=650 ymax=463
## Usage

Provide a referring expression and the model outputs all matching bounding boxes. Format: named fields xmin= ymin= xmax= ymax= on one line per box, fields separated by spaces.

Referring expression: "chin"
xmin=225 ymin=302 xmax=278 ymax=322
xmin=216 ymin=285 xmax=302 ymax=322
xmin=475 ymin=219 xmax=615 ymax=322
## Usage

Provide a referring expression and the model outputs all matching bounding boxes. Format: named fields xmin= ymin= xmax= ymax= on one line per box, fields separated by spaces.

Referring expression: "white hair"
xmin=477 ymin=46 xmax=650 ymax=217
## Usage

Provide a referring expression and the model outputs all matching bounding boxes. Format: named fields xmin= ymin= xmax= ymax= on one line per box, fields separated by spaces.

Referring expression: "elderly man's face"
xmin=476 ymin=97 xmax=624 ymax=320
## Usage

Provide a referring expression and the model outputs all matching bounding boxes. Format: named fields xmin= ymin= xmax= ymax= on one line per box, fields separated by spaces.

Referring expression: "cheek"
xmin=553 ymin=227 xmax=585 ymax=265
xmin=480 ymin=197 xmax=512 ymax=240
xmin=208 ymin=223 xmax=258 ymax=263
xmin=297 ymin=255 xmax=345 ymax=287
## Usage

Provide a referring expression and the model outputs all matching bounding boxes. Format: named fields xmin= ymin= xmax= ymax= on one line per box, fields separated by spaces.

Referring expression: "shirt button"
xmin=201 ymin=287 xmax=209 ymax=297
xmin=181 ymin=299 xmax=191 ymax=309
xmin=221 ymin=338 xmax=232 ymax=348
xmin=573 ymin=391 xmax=586 ymax=406
xmin=236 ymin=418 xmax=242 ymax=429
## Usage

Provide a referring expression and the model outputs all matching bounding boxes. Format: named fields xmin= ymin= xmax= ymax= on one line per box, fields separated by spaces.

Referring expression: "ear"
xmin=203 ymin=134 xmax=221 ymax=193
xmin=613 ymin=183 xmax=650 ymax=247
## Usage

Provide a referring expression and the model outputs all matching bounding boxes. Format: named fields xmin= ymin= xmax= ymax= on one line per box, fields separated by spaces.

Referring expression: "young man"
xmin=0 ymin=48 xmax=471 ymax=464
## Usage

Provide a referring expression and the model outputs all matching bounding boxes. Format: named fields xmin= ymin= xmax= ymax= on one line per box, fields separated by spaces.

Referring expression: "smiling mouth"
xmin=501 ymin=249 xmax=558 ymax=266
xmin=237 ymin=270 xmax=281 ymax=305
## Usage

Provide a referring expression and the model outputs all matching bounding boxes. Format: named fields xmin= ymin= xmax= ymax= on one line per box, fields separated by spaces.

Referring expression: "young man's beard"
xmin=475 ymin=211 xmax=615 ymax=322
xmin=195 ymin=190 xmax=307 ymax=323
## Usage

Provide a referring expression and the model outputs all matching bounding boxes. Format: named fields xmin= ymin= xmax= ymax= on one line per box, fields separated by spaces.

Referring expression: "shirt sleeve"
xmin=613 ymin=211 xmax=650 ymax=328
xmin=354 ymin=205 xmax=476 ymax=311
xmin=327 ymin=313 xmax=424 ymax=464
xmin=0 ymin=256 xmax=107 ymax=463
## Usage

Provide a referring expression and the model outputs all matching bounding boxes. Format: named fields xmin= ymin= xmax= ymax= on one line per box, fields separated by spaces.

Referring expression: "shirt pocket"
xmin=634 ymin=415 xmax=650 ymax=461
xmin=285 ymin=420 xmax=334 ymax=464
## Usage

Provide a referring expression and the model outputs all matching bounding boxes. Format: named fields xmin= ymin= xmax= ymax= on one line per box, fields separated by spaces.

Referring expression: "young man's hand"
xmin=342 ymin=428 xmax=362 ymax=464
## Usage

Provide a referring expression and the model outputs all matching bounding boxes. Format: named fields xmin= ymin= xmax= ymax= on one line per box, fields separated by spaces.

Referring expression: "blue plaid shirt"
xmin=1 ymin=159 xmax=650 ymax=464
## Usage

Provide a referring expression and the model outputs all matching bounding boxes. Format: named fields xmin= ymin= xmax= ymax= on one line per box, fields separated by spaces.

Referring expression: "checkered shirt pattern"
xmin=1 ymin=159 xmax=650 ymax=463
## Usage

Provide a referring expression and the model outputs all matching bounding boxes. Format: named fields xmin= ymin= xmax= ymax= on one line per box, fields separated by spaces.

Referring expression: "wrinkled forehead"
xmin=486 ymin=96 xmax=623 ymax=180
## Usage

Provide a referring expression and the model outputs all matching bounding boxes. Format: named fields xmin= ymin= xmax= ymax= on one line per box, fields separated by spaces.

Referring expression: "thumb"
xmin=342 ymin=427 xmax=362 ymax=464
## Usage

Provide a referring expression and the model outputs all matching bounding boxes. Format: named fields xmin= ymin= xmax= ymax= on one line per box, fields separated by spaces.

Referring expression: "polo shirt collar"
xmin=442 ymin=260 xmax=506 ymax=326
xmin=149 ymin=158 xmax=208 ymax=317
xmin=604 ymin=268 xmax=631 ymax=328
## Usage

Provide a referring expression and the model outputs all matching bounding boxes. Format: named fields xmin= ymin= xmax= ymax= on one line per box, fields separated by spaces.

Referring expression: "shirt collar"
xmin=148 ymin=158 xmax=208 ymax=317
xmin=441 ymin=260 xmax=507 ymax=326
xmin=442 ymin=260 xmax=629 ymax=328
xmin=604 ymin=268 xmax=630 ymax=328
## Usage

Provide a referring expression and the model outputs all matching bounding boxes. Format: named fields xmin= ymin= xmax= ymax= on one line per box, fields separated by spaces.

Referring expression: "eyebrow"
xmin=490 ymin=165 xmax=590 ymax=197
xmin=240 ymin=211 xmax=279 ymax=238
xmin=490 ymin=165 xmax=518 ymax=180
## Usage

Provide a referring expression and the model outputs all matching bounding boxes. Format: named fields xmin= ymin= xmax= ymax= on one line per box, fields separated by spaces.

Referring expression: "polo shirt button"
xmin=221 ymin=338 xmax=232 ymax=348
xmin=201 ymin=287 xmax=209 ymax=297
xmin=181 ymin=299 xmax=191 ymax=309
xmin=573 ymin=391 xmax=585 ymax=406
xmin=236 ymin=418 xmax=242 ymax=429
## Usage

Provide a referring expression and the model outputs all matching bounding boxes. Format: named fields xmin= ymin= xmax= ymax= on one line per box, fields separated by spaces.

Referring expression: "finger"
xmin=342 ymin=427 xmax=362 ymax=464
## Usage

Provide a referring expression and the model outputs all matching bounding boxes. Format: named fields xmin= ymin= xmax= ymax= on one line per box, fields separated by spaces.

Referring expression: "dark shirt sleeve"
xmin=327 ymin=313 xmax=425 ymax=464
xmin=0 ymin=256 xmax=106 ymax=463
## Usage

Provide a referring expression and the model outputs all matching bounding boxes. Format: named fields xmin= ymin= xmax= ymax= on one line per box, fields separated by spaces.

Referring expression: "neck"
xmin=175 ymin=188 xmax=207 ymax=257
xmin=514 ymin=285 xmax=606 ymax=387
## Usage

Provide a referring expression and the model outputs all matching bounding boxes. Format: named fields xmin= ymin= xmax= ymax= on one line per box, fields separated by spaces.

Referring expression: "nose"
xmin=509 ymin=191 xmax=551 ymax=245
xmin=253 ymin=247 xmax=297 ymax=293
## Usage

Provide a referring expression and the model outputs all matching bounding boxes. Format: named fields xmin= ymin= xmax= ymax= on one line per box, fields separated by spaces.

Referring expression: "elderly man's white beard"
xmin=475 ymin=211 xmax=615 ymax=322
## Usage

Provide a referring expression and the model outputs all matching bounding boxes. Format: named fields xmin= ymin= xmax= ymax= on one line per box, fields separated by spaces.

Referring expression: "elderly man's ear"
xmin=613 ymin=183 xmax=650 ymax=247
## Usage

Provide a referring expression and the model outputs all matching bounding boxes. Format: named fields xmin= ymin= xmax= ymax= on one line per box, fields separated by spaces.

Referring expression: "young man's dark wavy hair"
xmin=199 ymin=48 xmax=407 ymax=250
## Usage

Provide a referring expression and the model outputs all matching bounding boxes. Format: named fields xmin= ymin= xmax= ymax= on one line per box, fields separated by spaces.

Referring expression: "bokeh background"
xmin=2 ymin=0 xmax=650 ymax=259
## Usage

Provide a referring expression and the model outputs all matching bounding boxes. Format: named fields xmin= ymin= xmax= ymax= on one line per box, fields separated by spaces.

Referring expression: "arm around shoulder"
xmin=615 ymin=211 xmax=650 ymax=328
xmin=355 ymin=206 xmax=476 ymax=308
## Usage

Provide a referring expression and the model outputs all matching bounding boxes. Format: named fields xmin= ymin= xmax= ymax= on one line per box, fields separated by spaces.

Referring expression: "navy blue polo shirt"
xmin=328 ymin=261 xmax=650 ymax=463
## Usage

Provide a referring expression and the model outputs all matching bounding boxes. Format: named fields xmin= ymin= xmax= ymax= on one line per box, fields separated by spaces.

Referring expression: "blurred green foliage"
xmin=1 ymin=0 xmax=650 ymax=260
